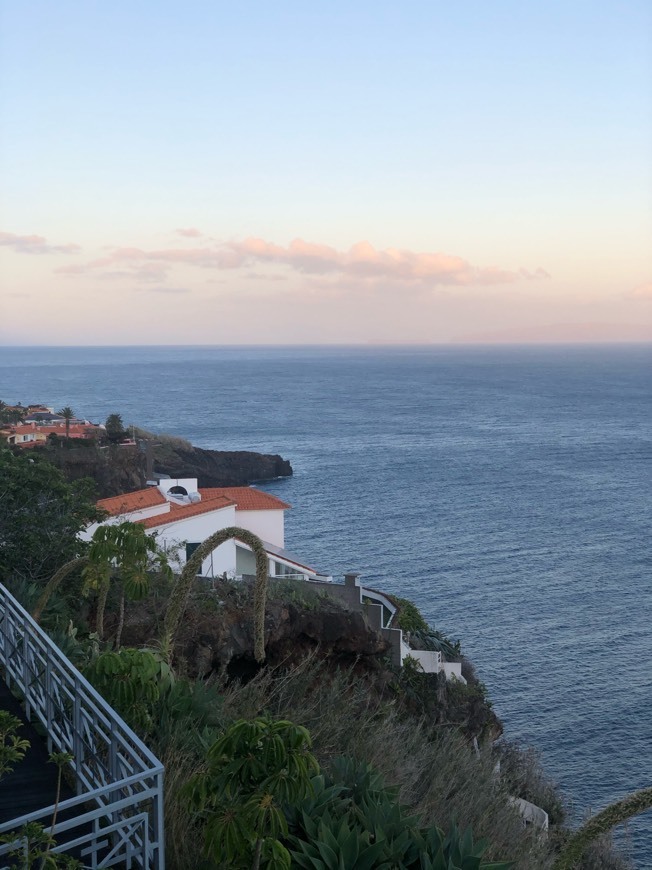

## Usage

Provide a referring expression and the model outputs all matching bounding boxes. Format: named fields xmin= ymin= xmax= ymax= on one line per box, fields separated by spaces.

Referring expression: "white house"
xmin=84 ymin=478 xmax=323 ymax=581
xmin=84 ymin=478 xmax=467 ymax=684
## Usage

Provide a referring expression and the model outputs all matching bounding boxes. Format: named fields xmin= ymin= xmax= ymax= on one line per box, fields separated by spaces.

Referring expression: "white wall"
xmin=235 ymin=546 xmax=258 ymax=577
xmin=405 ymin=649 xmax=442 ymax=674
xmin=81 ymin=515 xmax=124 ymax=541
xmin=153 ymin=504 xmax=238 ymax=576
xmin=234 ymin=509 xmax=284 ymax=547
xmin=81 ymin=501 xmax=171 ymax=542
xmin=83 ymin=501 xmax=241 ymax=576
xmin=441 ymin=662 xmax=466 ymax=683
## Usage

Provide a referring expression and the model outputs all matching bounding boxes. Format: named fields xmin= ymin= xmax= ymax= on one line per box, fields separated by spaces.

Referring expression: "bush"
xmin=203 ymin=655 xmax=548 ymax=869
xmin=496 ymin=740 xmax=566 ymax=826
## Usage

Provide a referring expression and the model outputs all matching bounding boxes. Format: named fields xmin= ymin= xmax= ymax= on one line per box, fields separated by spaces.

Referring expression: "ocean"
xmin=1 ymin=344 xmax=650 ymax=862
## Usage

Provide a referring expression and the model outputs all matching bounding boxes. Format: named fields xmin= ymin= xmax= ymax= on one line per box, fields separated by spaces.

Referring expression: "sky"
xmin=1 ymin=1 xmax=651 ymax=345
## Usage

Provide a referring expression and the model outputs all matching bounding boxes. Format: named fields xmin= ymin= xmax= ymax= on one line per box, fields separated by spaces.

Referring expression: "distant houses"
xmin=3 ymin=420 xmax=105 ymax=447
xmin=0 ymin=402 xmax=105 ymax=447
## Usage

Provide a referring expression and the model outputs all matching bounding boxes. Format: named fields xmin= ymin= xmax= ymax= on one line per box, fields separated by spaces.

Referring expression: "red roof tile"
xmin=97 ymin=485 xmax=287 ymax=528
xmin=138 ymin=494 xmax=234 ymax=529
xmin=97 ymin=488 xmax=168 ymax=516
xmin=11 ymin=423 xmax=102 ymax=440
xmin=199 ymin=487 xmax=290 ymax=511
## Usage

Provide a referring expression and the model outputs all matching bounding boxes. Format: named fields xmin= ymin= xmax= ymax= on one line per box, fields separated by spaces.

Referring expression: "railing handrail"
xmin=0 ymin=583 xmax=164 ymax=868
xmin=0 ymin=586 xmax=161 ymax=772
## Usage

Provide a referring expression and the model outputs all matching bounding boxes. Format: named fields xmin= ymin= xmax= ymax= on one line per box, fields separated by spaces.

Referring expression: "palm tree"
xmin=34 ymin=522 xmax=170 ymax=645
xmin=57 ymin=407 xmax=74 ymax=441
xmin=163 ymin=526 xmax=269 ymax=662
xmin=84 ymin=522 xmax=170 ymax=644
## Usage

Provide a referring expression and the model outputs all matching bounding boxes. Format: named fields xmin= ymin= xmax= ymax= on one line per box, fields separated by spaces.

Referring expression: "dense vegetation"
xmin=0 ymin=449 xmax=101 ymax=584
xmin=0 ymin=446 xmax=642 ymax=869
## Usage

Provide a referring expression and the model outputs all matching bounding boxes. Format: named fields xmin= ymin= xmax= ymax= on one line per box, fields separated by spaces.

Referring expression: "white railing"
xmin=0 ymin=585 xmax=164 ymax=868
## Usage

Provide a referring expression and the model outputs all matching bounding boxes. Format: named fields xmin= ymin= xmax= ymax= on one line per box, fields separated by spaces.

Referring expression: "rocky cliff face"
xmin=176 ymin=599 xmax=392 ymax=679
xmin=40 ymin=440 xmax=292 ymax=498
xmin=118 ymin=579 xmax=499 ymax=740
xmin=154 ymin=445 xmax=292 ymax=487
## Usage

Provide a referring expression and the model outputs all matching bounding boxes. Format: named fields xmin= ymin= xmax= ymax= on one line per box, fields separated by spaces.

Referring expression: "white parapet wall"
xmin=441 ymin=661 xmax=466 ymax=683
xmin=400 ymin=642 xmax=467 ymax=683
xmin=508 ymin=797 xmax=549 ymax=832
xmin=404 ymin=649 xmax=442 ymax=674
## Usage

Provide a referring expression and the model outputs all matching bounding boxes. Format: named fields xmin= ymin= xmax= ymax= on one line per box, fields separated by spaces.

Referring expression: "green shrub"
xmin=84 ymin=648 xmax=171 ymax=733
xmin=496 ymin=741 xmax=565 ymax=826
xmin=186 ymin=716 xmax=318 ymax=869
xmin=394 ymin=597 xmax=430 ymax=633
xmin=288 ymin=755 xmax=514 ymax=870
xmin=0 ymin=712 xmax=30 ymax=780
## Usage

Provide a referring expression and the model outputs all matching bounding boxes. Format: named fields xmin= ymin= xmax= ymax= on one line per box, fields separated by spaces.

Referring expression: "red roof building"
xmin=87 ymin=478 xmax=320 ymax=581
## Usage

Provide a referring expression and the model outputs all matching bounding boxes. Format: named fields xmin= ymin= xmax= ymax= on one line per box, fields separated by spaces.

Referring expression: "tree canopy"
xmin=105 ymin=413 xmax=126 ymax=442
xmin=0 ymin=448 xmax=102 ymax=584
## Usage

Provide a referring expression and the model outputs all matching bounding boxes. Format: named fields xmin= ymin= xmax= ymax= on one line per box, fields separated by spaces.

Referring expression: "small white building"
xmin=84 ymin=478 xmax=322 ymax=580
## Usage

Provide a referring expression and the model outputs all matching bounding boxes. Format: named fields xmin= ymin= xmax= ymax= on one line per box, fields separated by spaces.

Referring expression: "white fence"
xmin=0 ymin=585 xmax=164 ymax=868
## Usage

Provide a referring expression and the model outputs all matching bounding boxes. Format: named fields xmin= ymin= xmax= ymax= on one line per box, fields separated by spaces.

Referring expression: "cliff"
xmin=39 ymin=439 xmax=292 ymax=498
xmin=152 ymin=443 xmax=292 ymax=487
xmin=117 ymin=577 xmax=501 ymax=741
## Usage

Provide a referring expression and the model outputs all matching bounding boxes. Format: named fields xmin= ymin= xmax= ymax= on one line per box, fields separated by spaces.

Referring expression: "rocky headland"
xmin=39 ymin=438 xmax=292 ymax=498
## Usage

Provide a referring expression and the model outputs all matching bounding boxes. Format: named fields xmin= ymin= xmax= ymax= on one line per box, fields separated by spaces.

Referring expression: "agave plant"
xmin=287 ymin=756 xmax=513 ymax=870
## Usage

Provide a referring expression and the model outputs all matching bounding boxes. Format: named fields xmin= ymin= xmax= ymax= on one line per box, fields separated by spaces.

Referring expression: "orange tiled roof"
xmin=97 ymin=484 xmax=288 ymax=527
xmin=11 ymin=423 xmax=101 ymax=439
xmin=98 ymin=488 xmax=168 ymax=516
xmin=200 ymin=487 xmax=290 ymax=511
xmin=138 ymin=494 xmax=234 ymax=529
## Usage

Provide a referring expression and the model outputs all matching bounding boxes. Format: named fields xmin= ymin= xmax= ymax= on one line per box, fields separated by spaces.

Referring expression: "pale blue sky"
xmin=1 ymin=1 xmax=651 ymax=343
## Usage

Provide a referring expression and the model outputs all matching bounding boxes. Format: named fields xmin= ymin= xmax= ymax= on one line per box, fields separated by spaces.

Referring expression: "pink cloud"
xmin=0 ymin=231 xmax=80 ymax=255
xmin=136 ymin=286 xmax=191 ymax=294
xmin=625 ymin=282 xmax=652 ymax=301
xmin=97 ymin=266 xmax=168 ymax=283
xmin=244 ymin=272 xmax=288 ymax=282
xmin=218 ymin=237 xmax=550 ymax=287
xmin=53 ymin=235 xmax=549 ymax=289
xmin=221 ymin=237 xmax=550 ymax=286
xmin=176 ymin=228 xmax=202 ymax=238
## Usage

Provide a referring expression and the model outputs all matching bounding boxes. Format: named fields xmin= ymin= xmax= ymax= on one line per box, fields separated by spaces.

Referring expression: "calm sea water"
xmin=1 ymin=344 xmax=651 ymax=861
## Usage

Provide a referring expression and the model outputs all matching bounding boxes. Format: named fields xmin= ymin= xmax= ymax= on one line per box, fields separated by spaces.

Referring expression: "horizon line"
xmin=1 ymin=340 xmax=652 ymax=350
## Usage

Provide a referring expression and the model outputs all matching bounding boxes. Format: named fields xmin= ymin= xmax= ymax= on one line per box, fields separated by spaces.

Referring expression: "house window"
xmin=274 ymin=560 xmax=304 ymax=579
xmin=186 ymin=542 xmax=200 ymax=561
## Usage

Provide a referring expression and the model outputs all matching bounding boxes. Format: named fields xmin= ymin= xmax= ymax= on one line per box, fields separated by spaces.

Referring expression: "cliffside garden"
xmin=0 ymin=447 xmax=644 ymax=869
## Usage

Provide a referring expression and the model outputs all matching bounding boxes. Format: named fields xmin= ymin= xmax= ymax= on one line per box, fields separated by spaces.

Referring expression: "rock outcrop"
xmin=118 ymin=579 xmax=499 ymax=739
xmin=175 ymin=599 xmax=392 ymax=679
xmin=39 ymin=440 xmax=292 ymax=498
xmin=154 ymin=445 xmax=292 ymax=487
